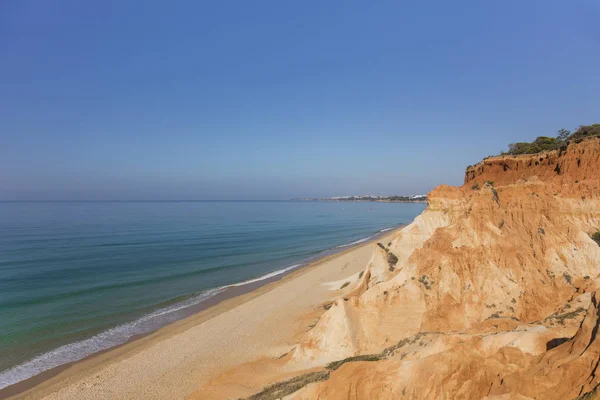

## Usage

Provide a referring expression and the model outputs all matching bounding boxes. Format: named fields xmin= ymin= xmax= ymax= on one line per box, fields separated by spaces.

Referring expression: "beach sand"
xmin=4 ymin=228 xmax=401 ymax=400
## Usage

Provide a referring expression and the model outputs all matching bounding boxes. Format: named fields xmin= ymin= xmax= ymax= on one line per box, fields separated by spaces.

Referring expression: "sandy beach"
xmin=3 ymin=228 xmax=401 ymax=400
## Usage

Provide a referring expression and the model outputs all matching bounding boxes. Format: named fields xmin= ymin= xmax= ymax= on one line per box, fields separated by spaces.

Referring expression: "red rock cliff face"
xmin=464 ymin=137 xmax=600 ymax=191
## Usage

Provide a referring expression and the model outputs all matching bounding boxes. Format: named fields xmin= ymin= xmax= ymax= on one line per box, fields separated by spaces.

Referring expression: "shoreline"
xmin=1 ymin=224 xmax=406 ymax=400
xmin=291 ymin=199 xmax=428 ymax=203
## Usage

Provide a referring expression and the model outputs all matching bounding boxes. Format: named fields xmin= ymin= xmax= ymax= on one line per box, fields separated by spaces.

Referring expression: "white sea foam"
xmin=0 ymin=263 xmax=305 ymax=390
xmin=0 ymin=288 xmax=222 ymax=390
xmin=225 ymin=264 xmax=301 ymax=288
xmin=335 ymin=226 xmax=396 ymax=249
xmin=335 ymin=236 xmax=372 ymax=248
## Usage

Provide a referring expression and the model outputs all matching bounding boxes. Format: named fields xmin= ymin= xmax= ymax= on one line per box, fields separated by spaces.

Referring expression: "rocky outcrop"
xmin=203 ymin=138 xmax=600 ymax=399
xmin=464 ymin=136 xmax=600 ymax=192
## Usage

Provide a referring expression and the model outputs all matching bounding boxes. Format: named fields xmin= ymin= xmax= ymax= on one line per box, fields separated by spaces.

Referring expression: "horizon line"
xmin=0 ymin=199 xmax=302 ymax=202
xmin=0 ymin=197 xmax=427 ymax=203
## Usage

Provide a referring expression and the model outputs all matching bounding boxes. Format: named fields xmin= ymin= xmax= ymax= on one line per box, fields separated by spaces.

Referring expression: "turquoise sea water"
xmin=0 ymin=200 xmax=425 ymax=388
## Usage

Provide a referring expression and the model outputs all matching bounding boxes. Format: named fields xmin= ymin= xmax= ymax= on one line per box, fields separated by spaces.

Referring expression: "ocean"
xmin=0 ymin=200 xmax=425 ymax=389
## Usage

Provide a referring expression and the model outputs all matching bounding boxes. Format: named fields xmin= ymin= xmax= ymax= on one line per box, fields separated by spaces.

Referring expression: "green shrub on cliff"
xmin=557 ymin=128 xmax=571 ymax=140
xmin=244 ymin=371 xmax=330 ymax=400
xmin=505 ymin=136 xmax=563 ymax=155
xmin=570 ymin=124 xmax=600 ymax=141
xmin=502 ymin=124 xmax=600 ymax=156
xmin=591 ymin=232 xmax=600 ymax=246
xmin=387 ymin=252 xmax=398 ymax=267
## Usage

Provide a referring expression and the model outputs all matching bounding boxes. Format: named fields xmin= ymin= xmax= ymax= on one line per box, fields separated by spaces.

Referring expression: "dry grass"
xmin=545 ymin=307 xmax=586 ymax=325
xmin=325 ymin=354 xmax=383 ymax=371
xmin=242 ymin=332 xmax=435 ymax=399
xmin=241 ymin=371 xmax=330 ymax=400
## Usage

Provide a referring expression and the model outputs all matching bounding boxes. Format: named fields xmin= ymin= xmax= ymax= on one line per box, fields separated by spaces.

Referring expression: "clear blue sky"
xmin=1 ymin=1 xmax=599 ymax=200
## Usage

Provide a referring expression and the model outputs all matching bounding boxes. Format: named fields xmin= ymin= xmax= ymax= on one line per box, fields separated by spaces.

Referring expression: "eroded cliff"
xmin=195 ymin=137 xmax=600 ymax=400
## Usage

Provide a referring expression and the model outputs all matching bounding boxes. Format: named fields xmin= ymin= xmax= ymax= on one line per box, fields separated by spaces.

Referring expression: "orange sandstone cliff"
xmin=194 ymin=137 xmax=600 ymax=400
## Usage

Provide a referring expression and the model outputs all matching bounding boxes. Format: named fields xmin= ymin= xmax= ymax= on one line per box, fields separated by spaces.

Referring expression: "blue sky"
xmin=1 ymin=1 xmax=599 ymax=200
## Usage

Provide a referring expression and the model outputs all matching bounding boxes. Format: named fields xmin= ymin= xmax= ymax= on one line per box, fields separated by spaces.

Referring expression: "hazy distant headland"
xmin=292 ymin=195 xmax=428 ymax=203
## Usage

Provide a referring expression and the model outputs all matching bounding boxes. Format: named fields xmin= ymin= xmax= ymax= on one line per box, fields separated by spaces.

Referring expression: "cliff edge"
xmin=194 ymin=137 xmax=600 ymax=400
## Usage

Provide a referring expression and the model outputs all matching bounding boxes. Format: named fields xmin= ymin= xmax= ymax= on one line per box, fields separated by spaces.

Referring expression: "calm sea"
xmin=0 ymin=200 xmax=425 ymax=388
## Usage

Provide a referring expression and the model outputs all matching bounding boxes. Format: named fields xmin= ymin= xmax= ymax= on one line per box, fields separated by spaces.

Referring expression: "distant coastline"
xmin=292 ymin=195 xmax=428 ymax=203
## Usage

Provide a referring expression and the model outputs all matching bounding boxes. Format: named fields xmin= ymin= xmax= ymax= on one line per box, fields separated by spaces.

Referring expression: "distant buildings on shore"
xmin=292 ymin=194 xmax=427 ymax=202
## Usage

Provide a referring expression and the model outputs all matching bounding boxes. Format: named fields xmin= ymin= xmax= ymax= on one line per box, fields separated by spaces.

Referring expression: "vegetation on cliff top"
xmin=502 ymin=124 xmax=600 ymax=156
xmin=466 ymin=124 xmax=600 ymax=169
